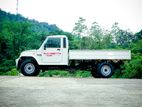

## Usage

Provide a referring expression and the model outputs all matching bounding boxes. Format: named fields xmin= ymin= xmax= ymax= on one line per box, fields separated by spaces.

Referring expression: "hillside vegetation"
xmin=0 ymin=10 xmax=142 ymax=78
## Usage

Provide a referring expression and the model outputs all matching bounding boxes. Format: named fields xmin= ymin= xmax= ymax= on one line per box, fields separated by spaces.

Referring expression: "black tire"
xmin=97 ymin=62 xmax=114 ymax=78
xmin=20 ymin=60 xmax=40 ymax=76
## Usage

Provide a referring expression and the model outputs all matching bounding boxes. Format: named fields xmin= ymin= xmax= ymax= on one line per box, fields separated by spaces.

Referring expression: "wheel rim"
xmin=24 ymin=63 xmax=35 ymax=74
xmin=100 ymin=65 xmax=111 ymax=76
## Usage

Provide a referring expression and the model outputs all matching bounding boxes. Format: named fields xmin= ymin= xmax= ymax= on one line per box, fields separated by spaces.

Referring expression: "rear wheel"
xmin=20 ymin=60 xmax=40 ymax=76
xmin=97 ymin=62 xmax=114 ymax=78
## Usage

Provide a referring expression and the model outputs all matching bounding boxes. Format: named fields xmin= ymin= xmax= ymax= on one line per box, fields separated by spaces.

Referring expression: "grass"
xmin=0 ymin=68 xmax=19 ymax=76
xmin=39 ymin=70 xmax=92 ymax=78
xmin=0 ymin=68 xmax=92 ymax=78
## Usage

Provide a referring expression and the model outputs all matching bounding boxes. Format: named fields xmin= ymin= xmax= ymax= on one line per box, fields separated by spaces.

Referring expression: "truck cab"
xmin=39 ymin=35 xmax=69 ymax=65
xmin=16 ymin=35 xmax=69 ymax=76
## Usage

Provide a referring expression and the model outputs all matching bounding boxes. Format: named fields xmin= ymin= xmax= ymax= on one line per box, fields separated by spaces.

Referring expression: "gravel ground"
xmin=0 ymin=76 xmax=142 ymax=107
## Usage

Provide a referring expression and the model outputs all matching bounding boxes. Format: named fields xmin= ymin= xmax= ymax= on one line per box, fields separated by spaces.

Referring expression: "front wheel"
xmin=20 ymin=60 xmax=40 ymax=76
xmin=97 ymin=62 xmax=114 ymax=78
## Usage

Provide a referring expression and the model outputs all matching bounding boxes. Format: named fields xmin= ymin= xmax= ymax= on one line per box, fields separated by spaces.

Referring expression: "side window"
xmin=46 ymin=38 xmax=61 ymax=48
xmin=63 ymin=38 xmax=66 ymax=48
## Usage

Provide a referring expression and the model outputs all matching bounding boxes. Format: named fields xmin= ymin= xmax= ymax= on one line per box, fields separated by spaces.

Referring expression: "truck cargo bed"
xmin=69 ymin=50 xmax=131 ymax=60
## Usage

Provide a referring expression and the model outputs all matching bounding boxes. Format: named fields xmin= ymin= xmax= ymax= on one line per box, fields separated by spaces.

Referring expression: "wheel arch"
xmin=18 ymin=56 xmax=39 ymax=69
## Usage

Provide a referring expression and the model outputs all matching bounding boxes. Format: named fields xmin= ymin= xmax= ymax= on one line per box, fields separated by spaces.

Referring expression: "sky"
xmin=0 ymin=0 xmax=142 ymax=33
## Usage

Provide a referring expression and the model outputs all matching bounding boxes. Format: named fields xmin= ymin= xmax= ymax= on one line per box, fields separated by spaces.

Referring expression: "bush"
xmin=39 ymin=70 xmax=70 ymax=77
xmin=122 ymin=53 xmax=142 ymax=78
xmin=74 ymin=70 xmax=92 ymax=77
xmin=39 ymin=70 xmax=92 ymax=78
xmin=112 ymin=69 xmax=123 ymax=78
xmin=0 ymin=59 xmax=15 ymax=72
xmin=113 ymin=39 xmax=142 ymax=78
xmin=0 ymin=68 xmax=19 ymax=76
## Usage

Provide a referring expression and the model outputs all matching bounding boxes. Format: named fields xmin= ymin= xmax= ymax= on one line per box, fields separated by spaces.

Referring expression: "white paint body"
xmin=16 ymin=35 xmax=131 ymax=67
xmin=69 ymin=50 xmax=131 ymax=60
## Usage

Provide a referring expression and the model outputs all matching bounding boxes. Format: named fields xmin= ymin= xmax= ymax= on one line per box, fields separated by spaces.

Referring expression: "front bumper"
xmin=15 ymin=58 xmax=20 ymax=69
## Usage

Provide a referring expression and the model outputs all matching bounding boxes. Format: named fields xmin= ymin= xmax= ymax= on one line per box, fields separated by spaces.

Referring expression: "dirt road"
xmin=0 ymin=76 xmax=142 ymax=107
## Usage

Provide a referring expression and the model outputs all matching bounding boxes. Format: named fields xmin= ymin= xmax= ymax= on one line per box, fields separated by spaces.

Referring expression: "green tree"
xmin=89 ymin=22 xmax=103 ymax=49
xmin=111 ymin=22 xmax=134 ymax=48
xmin=102 ymin=32 xmax=114 ymax=49
xmin=72 ymin=17 xmax=88 ymax=49
xmin=134 ymin=30 xmax=142 ymax=41
xmin=72 ymin=17 xmax=87 ymax=37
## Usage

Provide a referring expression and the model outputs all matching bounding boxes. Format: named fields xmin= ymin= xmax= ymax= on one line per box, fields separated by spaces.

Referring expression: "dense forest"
xmin=0 ymin=10 xmax=142 ymax=78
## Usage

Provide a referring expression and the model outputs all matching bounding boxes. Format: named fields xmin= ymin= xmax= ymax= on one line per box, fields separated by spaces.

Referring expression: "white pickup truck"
xmin=16 ymin=35 xmax=131 ymax=78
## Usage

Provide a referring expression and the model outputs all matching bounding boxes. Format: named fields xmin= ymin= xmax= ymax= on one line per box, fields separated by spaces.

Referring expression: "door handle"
xmin=57 ymin=49 xmax=60 ymax=51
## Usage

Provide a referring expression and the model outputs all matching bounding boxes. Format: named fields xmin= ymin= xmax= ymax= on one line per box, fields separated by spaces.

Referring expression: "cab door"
xmin=42 ymin=37 xmax=62 ymax=64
